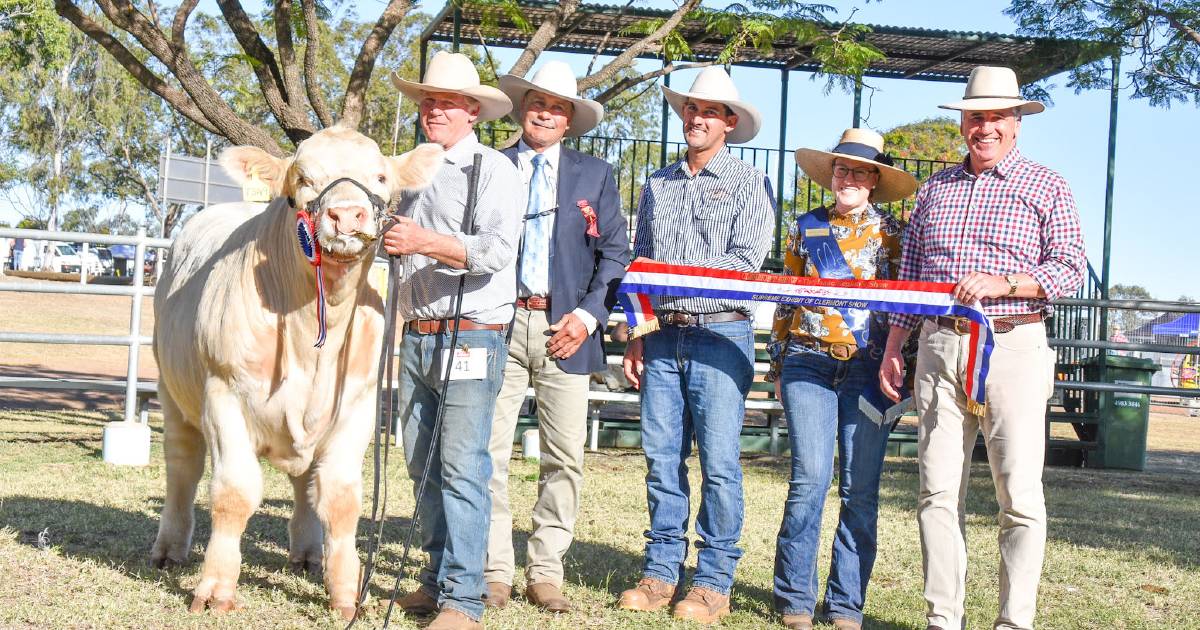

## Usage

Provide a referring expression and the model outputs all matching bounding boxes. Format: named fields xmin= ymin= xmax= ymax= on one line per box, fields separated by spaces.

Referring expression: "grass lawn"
xmin=1 ymin=408 xmax=1198 ymax=629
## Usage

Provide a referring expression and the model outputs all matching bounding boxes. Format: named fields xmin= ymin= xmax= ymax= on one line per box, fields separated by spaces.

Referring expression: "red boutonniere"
xmin=577 ymin=199 xmax=600 ymax=238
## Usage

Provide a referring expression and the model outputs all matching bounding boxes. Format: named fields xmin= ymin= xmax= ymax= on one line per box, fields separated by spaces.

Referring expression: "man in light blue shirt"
xmin=384 ymin=51 xmax=523 ymax=630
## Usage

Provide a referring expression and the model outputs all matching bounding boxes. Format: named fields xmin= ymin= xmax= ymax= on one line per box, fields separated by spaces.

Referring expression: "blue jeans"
xmin=773 ymin=349 xmax=891 ymax=623
xmin=399 ymin=328 xmax=506 ymax=621
xmin=639 ymin=319 xmax=754 ymax=594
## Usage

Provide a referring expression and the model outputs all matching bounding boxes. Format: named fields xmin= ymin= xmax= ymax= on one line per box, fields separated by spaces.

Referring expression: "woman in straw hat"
xmin=767 ymin=128 xmax=917 ymax=630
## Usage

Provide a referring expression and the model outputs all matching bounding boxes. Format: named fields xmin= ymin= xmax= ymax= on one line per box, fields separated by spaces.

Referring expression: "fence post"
xmin=125 ymin=228 xmax=146 ymax=424
xmin=80 ymin=242 xmax=88 ymax=284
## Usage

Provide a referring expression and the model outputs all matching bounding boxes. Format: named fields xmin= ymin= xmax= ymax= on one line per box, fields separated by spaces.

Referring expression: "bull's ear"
xmin=218 ymin=146 xmax=293 ymax=196
xmin=386 ymin=143 xmax=444 ymax=194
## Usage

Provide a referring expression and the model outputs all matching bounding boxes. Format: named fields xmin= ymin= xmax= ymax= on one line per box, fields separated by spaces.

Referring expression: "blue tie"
xmin=520 ymin=153 xmax=552 ymax=296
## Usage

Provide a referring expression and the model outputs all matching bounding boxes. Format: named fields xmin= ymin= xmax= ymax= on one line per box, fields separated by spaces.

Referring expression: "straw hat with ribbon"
xmin=499 ymin=61 xmax=604 ymax=137
xmin=661 ymin=67 xmax=762 ymax=145
xmin=391 ymin=51 xmax=512 ymax=122
xmin=794 ymin=128 xmax=918 ymax=203
xmin=938 ymin=66 xmax=1045 ymax=115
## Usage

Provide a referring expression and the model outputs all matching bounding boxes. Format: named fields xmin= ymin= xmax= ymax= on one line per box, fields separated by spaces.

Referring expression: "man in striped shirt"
xmin=879 ymin=66 xmax=1086 ymax=630
xmin=618 ymin=67 xmax=775 ymax=624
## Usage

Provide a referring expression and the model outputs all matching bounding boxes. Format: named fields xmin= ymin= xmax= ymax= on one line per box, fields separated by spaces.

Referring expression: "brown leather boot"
xmin=426 ymin=608 xmax=483 ymax=630
xmin=781 ymin=613 xmax=814 ymax=629
xmin=525 ymin=582 xmax=571 ymax=613
xmin=617 ymin=577 xmax=679 ymax=612
xmin=672 ymin=586 xmax=731 ymax=624
xmin=484 ymin=582 xmax=510 ymax=609
xmin=832 ymin=619 xmax=862 ymax=630
xmin=397 ymin=589 xmax=438 ymax=616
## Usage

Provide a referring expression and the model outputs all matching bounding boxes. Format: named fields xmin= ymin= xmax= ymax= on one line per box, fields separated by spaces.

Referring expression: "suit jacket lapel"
xmin=555 ymin=149 xmax=581 ymax=244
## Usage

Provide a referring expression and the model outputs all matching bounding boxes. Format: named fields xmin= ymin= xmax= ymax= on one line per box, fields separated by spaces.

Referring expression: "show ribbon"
xmin=296 ymin=210 xmax=328 ymax=348
xmin=617 ymin=258 xmax=994 ymax=415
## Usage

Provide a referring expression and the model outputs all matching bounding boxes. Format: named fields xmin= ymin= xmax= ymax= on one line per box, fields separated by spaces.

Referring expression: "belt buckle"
xmin=828 ymin=343 xmax=853 ymax=361
xmin=952 ymin=317 xmax=972 ymax=335
xmin=666 ymin=312 xmax=694 ymax=327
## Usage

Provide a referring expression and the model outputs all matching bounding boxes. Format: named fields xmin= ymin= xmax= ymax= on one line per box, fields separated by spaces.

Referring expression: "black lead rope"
xmin=347 ymin=153 xmax=484 ymax=629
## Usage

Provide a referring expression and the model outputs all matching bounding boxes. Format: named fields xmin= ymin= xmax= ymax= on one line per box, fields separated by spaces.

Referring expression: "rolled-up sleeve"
xmin=1028 ymin=174 xmax=1085 ymax=300
xmin=459 ymin=157 xmax=524 ymax=275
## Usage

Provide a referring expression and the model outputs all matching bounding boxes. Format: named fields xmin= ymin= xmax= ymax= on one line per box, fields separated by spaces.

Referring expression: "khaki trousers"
xmin=915 ymin=320 xmax=1056 ymax=630
xmin=485 ymin=308 xmax=589 ymax=588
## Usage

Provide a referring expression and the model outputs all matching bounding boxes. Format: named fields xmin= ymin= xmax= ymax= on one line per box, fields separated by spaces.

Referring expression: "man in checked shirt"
xmin=879 ymin=66 xmax=1086 ymax=630
xmin=618 ymin=67 xmax=775 ymax=624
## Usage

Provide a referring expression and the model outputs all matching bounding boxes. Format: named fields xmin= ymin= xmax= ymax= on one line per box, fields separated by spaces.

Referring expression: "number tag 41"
xmin=441 ymin=346 xmax=487 ymax=380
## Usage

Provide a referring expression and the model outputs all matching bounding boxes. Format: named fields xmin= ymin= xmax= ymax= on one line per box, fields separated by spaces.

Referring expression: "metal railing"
xmin=477 ymin=125 xmax=959 ymax=259
xmin=0 ymin=228 xmax=169 ymax=424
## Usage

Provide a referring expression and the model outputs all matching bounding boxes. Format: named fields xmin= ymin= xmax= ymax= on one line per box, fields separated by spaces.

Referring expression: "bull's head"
xmin=220 ymin=126 xmax=444 ymax=264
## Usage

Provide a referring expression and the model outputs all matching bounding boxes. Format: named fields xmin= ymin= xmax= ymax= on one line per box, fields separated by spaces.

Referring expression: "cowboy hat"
xmin=391 ymin=51 xmax=512 ymax=122
xmin=794 ymin=128 xmax=918 ymax=203
xmin=661 ymin=67 xmax=762 ymax=144
xmin=499 ymin=61 xmax=604 ymax=137
xmin=938 ymin=66 xmax=1045 ymax=116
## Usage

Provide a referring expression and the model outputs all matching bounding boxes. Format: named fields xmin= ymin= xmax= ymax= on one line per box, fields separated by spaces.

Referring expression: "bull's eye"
xmin=377 ymin=174 xmax=386 ymax=184
xmin=298 ymin=176 xmax=313 ymax=189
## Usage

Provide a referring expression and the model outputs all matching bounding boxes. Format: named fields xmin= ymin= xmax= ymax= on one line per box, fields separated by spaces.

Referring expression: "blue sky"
xmin=5 ymin=0 xmax=1193 ymax=299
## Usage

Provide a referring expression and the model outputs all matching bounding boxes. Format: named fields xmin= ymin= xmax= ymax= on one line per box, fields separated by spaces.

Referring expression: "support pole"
xmin=415 ymin=38 xmax=429 ymax=145
xmin=660 ymin=63 xmax=670 ymax=168
xmin=1100 ymin=55 xmax=1120 ymax=348
xmin=852 ymin=77 xmax=863 ymax=127
xmin=774 ymin=69 xmax=790 ymax=260
xmin=452 ymin=7 xmax=461 ymax=52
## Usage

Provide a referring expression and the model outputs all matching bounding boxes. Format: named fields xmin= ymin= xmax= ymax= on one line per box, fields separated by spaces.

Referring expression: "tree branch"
xmin=576 ymin=0 xmax=702 ymax=93
xmin=1161 ymin=10 xmax=1200 ymax=47
xmin=214 ymin=0 xmax=313 ymax=141
xmin=169 ymin=0 xmax=198 ymax=47
xmin=341 ymin=0 xmax=412 ymax=129
xmin=509 ymin=0 xmax=580 ymax=78
xmin=55 ymin=0 xmax=219 ymax=134
xmin=300 ymin=0 xmax=334 ymax=127
xmin=592 ymin=59 xmax=720 ymax=103
xmin=274 ymin=0 xmax=306 ymax=108
xmin=61 ymin=0 xmax=286 ymax=154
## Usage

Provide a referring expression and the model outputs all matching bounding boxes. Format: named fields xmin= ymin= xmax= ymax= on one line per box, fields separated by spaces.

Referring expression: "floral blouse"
xmin=768 ymin=204 xmax=904 ymax=372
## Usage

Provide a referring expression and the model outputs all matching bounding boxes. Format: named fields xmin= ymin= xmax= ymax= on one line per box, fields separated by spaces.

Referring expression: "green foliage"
xmin=883 ymin=117 xmax=966 ymax=163
xmin=1111 ymin=283 xmax=1156 ymax=332
xmin=0 ymin=0 xmax=71 ymax=67
xmin=1006 ymin=0 xmax=1200 ymax=107
xmin=464 ymin=0 xmax=532 ymax=35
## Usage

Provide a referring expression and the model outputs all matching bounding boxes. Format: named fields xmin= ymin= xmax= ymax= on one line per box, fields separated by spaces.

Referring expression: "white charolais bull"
xmin=151 ymin=125 xmax=442 ymax=618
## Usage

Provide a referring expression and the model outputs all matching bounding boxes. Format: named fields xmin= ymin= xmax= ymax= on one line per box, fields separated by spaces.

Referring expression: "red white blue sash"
xmin=617 ymin=258 xmax=994 ymax=415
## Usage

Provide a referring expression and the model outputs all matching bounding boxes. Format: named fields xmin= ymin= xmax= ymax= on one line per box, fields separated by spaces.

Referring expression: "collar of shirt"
xmin=954 ymin=146 xmax=1025 ymax=181
xmin=674 ymin=146 xmax=735 ymax=179
xmin=517 ymin=138 xmax=561 ymax=176
xmin=443 ymin=132 xmax=483 ymax=165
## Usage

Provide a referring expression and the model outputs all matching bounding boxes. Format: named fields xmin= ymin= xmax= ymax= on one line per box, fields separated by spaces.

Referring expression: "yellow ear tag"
xmin=242 ymin=167 xmax=272 ymax=202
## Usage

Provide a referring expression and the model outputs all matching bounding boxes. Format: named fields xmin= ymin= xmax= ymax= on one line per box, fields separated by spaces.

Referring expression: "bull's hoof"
xmin=150 ymin=553 xmax=188 ymax=570
xmin=331 ymin=602 xmax=357 ymax=621
xmin=189 ymin=595 xmax=242 ymax=613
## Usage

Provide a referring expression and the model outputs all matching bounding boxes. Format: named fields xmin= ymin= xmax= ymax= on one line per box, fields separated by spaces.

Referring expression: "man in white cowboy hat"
xmin=878 ymin=65 xmax=1086 ymax=630
xmin=482 ymin=60 xmax=629 ymax=612
xmin=618 ymin=66 xmax=775 ymax=624
xmin=383 ymin=50 xmax=523 ymax=630
xmin=769 ymin=128 xmax=916 ymax=630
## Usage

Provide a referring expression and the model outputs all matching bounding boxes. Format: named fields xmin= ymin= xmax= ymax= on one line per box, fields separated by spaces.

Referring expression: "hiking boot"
xmin=617 ymin=577 xmax=679 ymax=612
xmin=484 ymin=582 xmax=510 ymax=609
xmin=397 ymin=589 xmax=438 ymax=616
xmin=781 ymin=613 xmax=814 ymax=629
xmin=672 ymin=586 xmax=731 ymax=624
xmin=832 ymin=619 xmax=862 ymax=630
xmin=426 ymin=608 xmax=482 ymax=630
xmin=525 ymin=582 xmax=571 ymax=613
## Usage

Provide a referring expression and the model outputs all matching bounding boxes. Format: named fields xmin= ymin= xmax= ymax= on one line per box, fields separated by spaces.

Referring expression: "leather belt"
xmin=657 ymin=310 xmax=748 ymax=327
xmin=790 ymin=338 xmax=859 ymax=361
xmin=516 ymin=295 xmax=550 ymax=311
xmin=936 ymin=311 xmax=1045 ymax=335
xmin=407 ymin=318 xmax=506 ymax=335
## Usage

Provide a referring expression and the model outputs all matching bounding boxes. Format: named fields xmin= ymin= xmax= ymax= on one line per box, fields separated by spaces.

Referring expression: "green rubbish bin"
xmin=1082 ymin=355 xmax=1159 ymax=471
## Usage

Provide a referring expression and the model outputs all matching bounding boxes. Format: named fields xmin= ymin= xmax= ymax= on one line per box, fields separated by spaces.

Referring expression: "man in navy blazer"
xmin=485 ymin=61 xmax=629 ymax=612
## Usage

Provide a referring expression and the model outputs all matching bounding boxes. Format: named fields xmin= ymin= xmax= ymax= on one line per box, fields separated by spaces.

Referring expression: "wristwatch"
xmin=1005 ymin=275 xmax=1018 ymax=297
